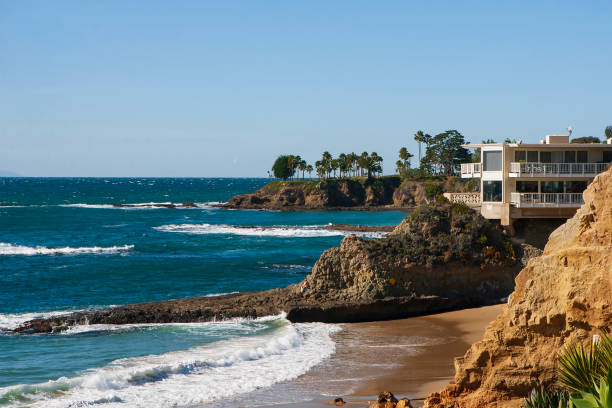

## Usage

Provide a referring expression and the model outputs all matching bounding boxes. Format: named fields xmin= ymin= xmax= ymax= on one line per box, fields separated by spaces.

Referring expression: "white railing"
xmin=443 ymin=192 xmax=481 ymax=205
xmin=460 ymin=163 xmax=481 ymax=178
xmin=509 ymin=162 xmax=609 ymax=177
xmin=510 ymin=192 xmax=584 ymax=208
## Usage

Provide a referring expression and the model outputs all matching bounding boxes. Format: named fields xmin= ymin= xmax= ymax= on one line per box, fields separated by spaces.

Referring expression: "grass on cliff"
xmin=261 ymin=176 xmax=401 ymax=193
xmin=363 ymin=198 xmax=518 ymax=268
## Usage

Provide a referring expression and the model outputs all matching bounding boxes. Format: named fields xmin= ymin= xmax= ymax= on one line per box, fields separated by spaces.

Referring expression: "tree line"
xmin=271 ymin=151 xmax=387 ymax=180
xmin=269 ymin=125 xmax=612 ymax=181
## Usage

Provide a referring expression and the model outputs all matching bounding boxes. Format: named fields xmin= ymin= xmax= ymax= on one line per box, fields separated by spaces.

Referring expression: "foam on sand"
xmin=0 ymin=316 xmax=341 ymax=408
xmin=0 ymin=243 xmax=134 ymax=256
xmin=154 ymin=223 xmax=386 ymax=238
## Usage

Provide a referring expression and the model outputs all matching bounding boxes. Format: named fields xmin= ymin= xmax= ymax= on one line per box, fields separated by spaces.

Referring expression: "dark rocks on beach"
xmin=333 ymin=397 xmax=346 ymax=406
xmin=10 ymin=200 xmax=527 ymax=334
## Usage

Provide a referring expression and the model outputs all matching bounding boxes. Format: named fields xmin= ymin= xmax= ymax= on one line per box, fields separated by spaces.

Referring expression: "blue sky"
xmin=1 ymin=1 xmax=611 ymax=177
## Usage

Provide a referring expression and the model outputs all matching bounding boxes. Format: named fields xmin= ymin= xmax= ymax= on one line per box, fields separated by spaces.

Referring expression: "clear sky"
xmin=1 ymin=1 xmax=611 ymax=177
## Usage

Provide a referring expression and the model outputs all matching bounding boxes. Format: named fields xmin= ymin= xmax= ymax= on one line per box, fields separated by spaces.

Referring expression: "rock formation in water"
xmin=10 ymin=200 xmax=525 ymax=334
xmin=424 ymin=168 xmax=612 ymax=408
xmin=224 ymin=177 xmax=477 ymax=210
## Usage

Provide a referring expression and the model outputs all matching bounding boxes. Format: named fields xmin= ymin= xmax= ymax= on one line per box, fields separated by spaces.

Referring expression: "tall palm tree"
xmin=331 ymin=159 xmax=339 ymax=178
xmin=306 ymin=164 xmax=313 ymax=179
xmin=298 ymin=159 xmax=307 ymax=179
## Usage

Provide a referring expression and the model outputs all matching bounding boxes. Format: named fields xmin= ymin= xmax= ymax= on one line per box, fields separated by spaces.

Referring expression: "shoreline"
xmin=236 ymin=304 xmax=503 ymax=408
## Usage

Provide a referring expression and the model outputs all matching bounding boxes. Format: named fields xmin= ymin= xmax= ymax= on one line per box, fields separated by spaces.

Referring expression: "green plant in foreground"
xmin=558 ymin=332 xmax=612 ymax=394
xmin=523 ymin=387 xmax=571 ymax=408
xmin=569 ymin=369 xmax=612 ymax=408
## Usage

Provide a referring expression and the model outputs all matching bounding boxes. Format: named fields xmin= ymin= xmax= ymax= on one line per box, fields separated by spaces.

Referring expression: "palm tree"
xmin=331 ymin=159 xmax=339 ymax=178
xmin=348 ymin=152 xmax=358 ymax=177
xmin=414 ymin=131 xmax=431 ymax=166
xmin=315 ymin=160 xmax=325 ymax=179
xmin=396 ymin=160 xmax=404 ymax=174
xmin=359 ymin=152 xmax=369 ymax=177
xmin=306 ymin=164 xmax=313 ymax=179
xmin=298 ymin=159 xmax=307 ymax=179
xmin=338 ymin=153 xmax=348 ymax=178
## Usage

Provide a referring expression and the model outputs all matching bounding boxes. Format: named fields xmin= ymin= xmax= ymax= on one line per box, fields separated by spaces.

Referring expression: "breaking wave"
xmin=153 ymin=223 xmax=386 ymax=238
xmin=0 ymin=243 xmax=134 ymax=256
xmin=0 ymin=316 xmax=340 ymax=408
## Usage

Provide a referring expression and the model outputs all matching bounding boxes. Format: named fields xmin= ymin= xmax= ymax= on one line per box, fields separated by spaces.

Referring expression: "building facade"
xmin=453 ymin=135 xmax=612 ymax=228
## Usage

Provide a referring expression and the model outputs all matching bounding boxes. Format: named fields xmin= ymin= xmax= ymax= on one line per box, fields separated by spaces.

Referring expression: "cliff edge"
xmin=424 ymin=168 xmax=612 ymax=407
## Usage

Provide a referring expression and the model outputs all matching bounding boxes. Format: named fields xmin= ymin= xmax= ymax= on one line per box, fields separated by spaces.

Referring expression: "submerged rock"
xmin=424 ymin=167 xmax=612 ymax=408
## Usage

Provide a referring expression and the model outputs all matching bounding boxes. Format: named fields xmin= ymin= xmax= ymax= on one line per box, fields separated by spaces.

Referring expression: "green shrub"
xmin=523 ymin=387 xmax=571 ymax=408
xmin=424 ymin=183 xmax=444 ymax=199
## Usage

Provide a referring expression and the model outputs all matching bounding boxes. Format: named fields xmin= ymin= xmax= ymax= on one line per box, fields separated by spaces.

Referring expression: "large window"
xmin=604 ymin=150 xmax=612 ymax=163
xmin=483 ymin=180 xmax=502 ymax=202
xmin=516 ymin=181 xmax=538 ymax=193
xmin=527 ymin=151 xmax=539 ymax=162
xmin=541 ymin=181 xmax=563 ymax=194
xmin=483 ymin=151 xmax=502 ymax=171
xmin=540 ymin=152 xmax=551 ymax=163
xmin=577 ymin=151 xmax=588 ymax=162
xmin=564 ymin=151 xmax=576 ymax=163
xmin=565 ymin=181 xmax=588 ymax=194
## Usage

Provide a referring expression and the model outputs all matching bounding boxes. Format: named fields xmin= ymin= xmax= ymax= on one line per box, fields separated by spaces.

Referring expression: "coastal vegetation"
xmin=269 ymin=129 xmax=473 ymax=181
xmin=524 ymin=332 xmax=612 ymax=408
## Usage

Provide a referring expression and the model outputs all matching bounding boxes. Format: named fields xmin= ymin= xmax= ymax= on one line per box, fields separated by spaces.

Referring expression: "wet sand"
xmin=237 ymin=304 xmax=503 ymax=408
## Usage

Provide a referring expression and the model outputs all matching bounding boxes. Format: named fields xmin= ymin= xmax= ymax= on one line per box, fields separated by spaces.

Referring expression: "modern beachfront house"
xmin=449 ymin=135 xmax=612 ymax=229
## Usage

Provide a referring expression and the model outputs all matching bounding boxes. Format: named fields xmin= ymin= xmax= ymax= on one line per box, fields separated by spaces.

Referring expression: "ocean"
xmin=0 ymin=178 xmax=408 ymax=407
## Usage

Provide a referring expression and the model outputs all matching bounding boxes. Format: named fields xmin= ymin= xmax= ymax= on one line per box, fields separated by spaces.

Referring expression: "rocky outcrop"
xmin=224 ymin=177 xmax=477 ymax=210
xmin=424 ymin=168 xmax=612 ymax=408
xmin=303 ymin=200 xmax=522 ymax=307
xmin=9 ymin=200 xmax=526 ymax=334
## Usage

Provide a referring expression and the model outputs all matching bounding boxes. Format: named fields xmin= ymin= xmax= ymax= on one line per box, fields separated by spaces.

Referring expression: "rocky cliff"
xmin=424 ymin=168 xmax=612 ymax=408
xmin=303 ymin=200 xmax=522 ymax=307
xmin=224 ymin=177 xmax=477 ymax=210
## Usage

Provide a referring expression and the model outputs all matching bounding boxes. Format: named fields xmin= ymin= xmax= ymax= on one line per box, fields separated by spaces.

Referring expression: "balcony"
xmin=510 ymin=192 xmax=584 ymax=208
xmin=509 ymin=162 xmax=609 ymax=178
xmin=460 ymin=163 xmax=481 ymax=178
xmin=443 ymin=192 xmax=481 ymax=206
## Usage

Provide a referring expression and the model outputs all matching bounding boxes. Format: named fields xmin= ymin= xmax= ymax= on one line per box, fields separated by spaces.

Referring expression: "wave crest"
xmin=154 ymin=223 xmax=385 ymax=238
xmin=0 ymin=243 xmax=134 ymax=256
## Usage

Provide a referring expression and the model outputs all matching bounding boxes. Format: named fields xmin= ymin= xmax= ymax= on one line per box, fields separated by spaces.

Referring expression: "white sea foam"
xmin=0 ymin=243 xmax=134 ymax=256
xmin=0 ymin=310 xmax=74 ymax=331
xmin=60 ymin=202 xmax=217 ymax=210
xmin=0 ymin=317 xmax=340 ymax=408
xmin=154 ymin=223 xmax=386 ymax=238
xmin=0 ymin=306 xmax=117 ymax=331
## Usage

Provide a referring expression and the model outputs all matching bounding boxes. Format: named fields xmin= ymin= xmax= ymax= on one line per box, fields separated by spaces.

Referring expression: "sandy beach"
xmin=214 ymin=304 xmax=503 ymax=408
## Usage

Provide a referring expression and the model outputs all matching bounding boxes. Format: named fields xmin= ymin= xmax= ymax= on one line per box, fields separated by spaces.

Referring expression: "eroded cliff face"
xmin=305 ymin=200 xmax=522 ymax=306
xmin=424 ymin=168 xmax=612 ymax=408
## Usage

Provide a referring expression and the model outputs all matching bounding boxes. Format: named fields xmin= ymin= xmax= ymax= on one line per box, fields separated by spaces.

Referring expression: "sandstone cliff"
xmin=224 ymin=177 xmax=477 ymax=210
xmin=424 ymin=168 xmax=612 ymax=408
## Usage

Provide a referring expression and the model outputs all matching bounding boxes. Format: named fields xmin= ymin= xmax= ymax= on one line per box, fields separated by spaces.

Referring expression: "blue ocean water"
xmin=0 ymin=178 xmax=408 ymax=407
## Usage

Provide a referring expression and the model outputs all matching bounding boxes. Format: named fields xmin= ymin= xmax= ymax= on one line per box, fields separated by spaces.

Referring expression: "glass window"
xmin=540 ymin=152 xmax=552 ymax=163
xmin=516 ymin=181 xmax=538 ymax=193
xmin=565 ymin=181 xmax=588 ymax=193
xmin=577 ymin=151 xmax=588 ymax=163
xmin=515 ymin=151 xmax=526 ymax=162
xmin=483 ymin=150 xmax=502 ymax=171
xmin=551 ymin=151 xmax=564 ymax=163
xmin=603 ymin=151 xmax=612 ymax=163
xmin=527 ymin=151 xmax=539 ymax=162
xmin=483 ymin=180 xmax=503 ymax=202
xmin=564 ymin=151 xmax=576 ymax=163
xmin=541 ymin=181 xmax=563 ymax=194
